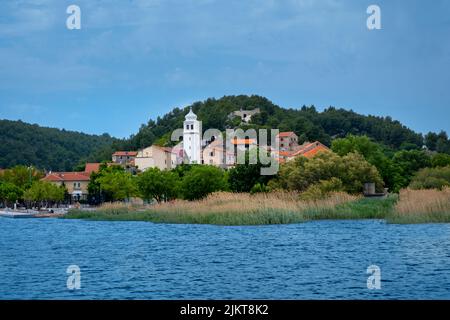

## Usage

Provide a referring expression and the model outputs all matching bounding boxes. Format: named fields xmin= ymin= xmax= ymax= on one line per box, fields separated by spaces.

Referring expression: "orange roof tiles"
xmin=277 ymin=131 xmax=297 ymax=137
xmin=112 ymin=151 xmax=138 ymax=157
xmin=301 ymin=145 xmax=330 ymax=158
xmin=230 ymin=138 xmax=256 ymax=145
xmin=84 ymin=163 xmax=101 ymax=174
xmin=42 ymin=172 xmax=90 ymax=182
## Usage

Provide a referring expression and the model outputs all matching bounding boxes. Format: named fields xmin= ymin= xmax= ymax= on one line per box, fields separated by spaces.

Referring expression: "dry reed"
xmin=395 ymin=188 xmax=450 ymax=215
xmin=147 ymin=191 xmax=358 ymax=215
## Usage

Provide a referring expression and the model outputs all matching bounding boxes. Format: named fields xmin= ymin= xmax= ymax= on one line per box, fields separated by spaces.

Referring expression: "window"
xmin=186 ymin=125 xmax=189 ymax=130
xmin=210 ymin=151 xmax=214 ymax=156
xmin=191 ymin=124 xmax=194 ymax=130
xmin=209 ymin=159 xmax=213 ymax=164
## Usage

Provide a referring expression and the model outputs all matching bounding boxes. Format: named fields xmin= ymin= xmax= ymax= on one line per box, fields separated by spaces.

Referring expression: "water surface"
xmin=0 ymin=218 xmax=449 ymax=299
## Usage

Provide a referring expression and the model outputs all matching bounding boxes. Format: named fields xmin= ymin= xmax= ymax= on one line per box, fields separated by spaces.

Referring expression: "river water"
xmin=0 ymin=218 xmax=449 ymax=299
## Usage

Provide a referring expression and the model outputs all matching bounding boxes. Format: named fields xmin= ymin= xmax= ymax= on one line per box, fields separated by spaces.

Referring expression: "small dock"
xmin=0 ymin=209 xmax=67 ymax=219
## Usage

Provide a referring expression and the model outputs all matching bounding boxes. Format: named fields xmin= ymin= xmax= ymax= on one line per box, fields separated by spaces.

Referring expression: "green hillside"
xmin=0 ymin=119 xmax=116 ymax=171
xmin=2 ymin=95 xmax=449 ymax=171
xmin=121 ymin=95 xmax=428 ymax=151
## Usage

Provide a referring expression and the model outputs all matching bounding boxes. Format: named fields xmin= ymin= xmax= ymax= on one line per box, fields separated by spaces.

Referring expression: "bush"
xmin=250 ymin=183 xmax=269 ymax=194
xmin=272 ymin=151 xmax=383 ymax=194
xmin=300 ymin=178 xmax=344 ymax=200
xmin=431 ymin=153 xmax=450 ymax=168
xmin=409 ymin=166 xmax=450 ymax=190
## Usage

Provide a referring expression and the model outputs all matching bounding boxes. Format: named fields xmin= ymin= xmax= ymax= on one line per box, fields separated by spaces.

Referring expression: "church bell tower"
xmin=183 ymin=108 xmax=202 ymax=164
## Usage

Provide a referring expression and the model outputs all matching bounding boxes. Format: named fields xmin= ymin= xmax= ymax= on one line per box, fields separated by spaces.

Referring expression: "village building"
xmin=85 ymin=162 xmax=101 ymax=174
xmin=183 ymin=108 xmax=202 ymax=164
xmin=202 ymin=139 xmax=235 ymax=168
xmin=120 ymin=110 xmax=330 ymax=172
xmin=112 ymin=151 xmax=138 ymax=165
xmin=134 ymin=145 xmax=175 ymax=171
xmin=41 ymin=163 xmax=101 ymax=202
xmin=228 ymin=108 xmax=260 ymax=123
xmin=277 ymin=131 xmax=299 ymax=151
xmin=277 ymin=141 xmax=330 ymax=162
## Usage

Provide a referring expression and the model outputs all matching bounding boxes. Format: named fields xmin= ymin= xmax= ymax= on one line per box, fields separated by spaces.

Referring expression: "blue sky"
xmin=0 ymin=0 xmax=449 ymax=138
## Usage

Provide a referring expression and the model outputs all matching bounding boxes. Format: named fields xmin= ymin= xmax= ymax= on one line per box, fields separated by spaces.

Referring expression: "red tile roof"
xmin=112 ymin=151 xmax=138 ymax=157
xmin=277 ymin=131 xmax=297 ymax=137
xmin=231 ymin=138 xmax=257 ymax=145
xmin=274 ymin=141 xmax=330 ymax=162
xmin=42 ymin=172 xmax=90 ymax=182
xmin=289 ymin=141 xmax=330 ymax=158
xmin=85 ymin=163 xmax=101 ymax=174
xmin=302 ymin=145 xmax=330 ymax=158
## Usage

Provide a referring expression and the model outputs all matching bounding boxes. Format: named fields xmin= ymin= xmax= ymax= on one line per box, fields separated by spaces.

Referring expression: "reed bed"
xmin=66 ymin=191 xmax=363 ymax=225
xmin=389 ymin=188 xmax=450 ymax=223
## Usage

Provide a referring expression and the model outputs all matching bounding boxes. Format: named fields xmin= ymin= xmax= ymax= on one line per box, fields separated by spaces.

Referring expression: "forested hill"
xmin=0 ymin=119 xmax=116 ymax=171
xmin=2 ymin=95 xmax=449 ymax=171
xmin=120 ymin=95 xmax=440 ymax=152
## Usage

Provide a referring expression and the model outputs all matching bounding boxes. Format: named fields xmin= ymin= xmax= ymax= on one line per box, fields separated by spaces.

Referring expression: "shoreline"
xmin=63 ymin=192 xmax=450 ymax=225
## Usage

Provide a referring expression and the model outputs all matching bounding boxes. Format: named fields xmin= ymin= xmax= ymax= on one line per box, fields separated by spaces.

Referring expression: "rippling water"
xmin=0 ymin=218 xmax=449 ymax=299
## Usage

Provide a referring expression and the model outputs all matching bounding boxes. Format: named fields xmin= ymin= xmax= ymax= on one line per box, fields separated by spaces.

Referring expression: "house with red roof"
xmin=41 ymin=163 xmax=101 ymax=202
xmin=42 ymin=172 xmax=90 ymax=202
xmin=276 ymin=131 xmax=299 ymax=151
xmin=112 ymin=151 xmax=138 ymax=165
xmin=278 ymin=141 xmax=330 ymax=162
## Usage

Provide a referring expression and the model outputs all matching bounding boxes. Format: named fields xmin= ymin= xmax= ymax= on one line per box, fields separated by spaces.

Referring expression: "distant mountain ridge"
xmin=2 ymin=95 xmax=449 ymax=171
xmin=0 ymin=119 xmax=116 ymax=171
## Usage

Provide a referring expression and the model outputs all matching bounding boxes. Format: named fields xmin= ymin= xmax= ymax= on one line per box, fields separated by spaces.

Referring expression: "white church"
xmin=134 ymin=108 xmax=238 ymax=171
xmin=118 ymin=107 xmax=324 ymax=172
xmin=183 ymin=108 xmax=202 ymax=164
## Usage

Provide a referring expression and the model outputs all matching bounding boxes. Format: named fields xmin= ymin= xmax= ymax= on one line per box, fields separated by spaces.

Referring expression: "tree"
xmin=331 ymin=135 xmax=403 ymax=192
xmin=0 ymin=165 xmax=43 ymax=189
xmin=409 ymin=166 xmax=450 ymax=190
xmin=97 ymin=170 xmax=137 ymax=201
xmin=181 ymin=166 xmax=228 ymax=200
xmin=23 ymin=181 xmax=64 ymax=208
xmin=0 ymin=182 xmax=24 ymax=207
xmin=392 ymin=150 xmax=431 ymax=189
xmin=228 ymin=150 xmax=273 ymax=192
xmin=431 ymin=153 xmax=450 ymax=168
xmin=137 ymin=168 xmax=179 ymax=203
xmin=87 ymin=164 xmax=125 ymax=204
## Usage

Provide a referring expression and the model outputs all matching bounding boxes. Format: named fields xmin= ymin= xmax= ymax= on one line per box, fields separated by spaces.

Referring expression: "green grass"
xmin=65 ymin=208 xmax=308 ymax=225
xmin=304 ymin=195 xmax=398 ymax=221
xmin=64 ymin=195 xmax=402 ymax=226
xmin=387 ymin=212 xmax=450 ymax=224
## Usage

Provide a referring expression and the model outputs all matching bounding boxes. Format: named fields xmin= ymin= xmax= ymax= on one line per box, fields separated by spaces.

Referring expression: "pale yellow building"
xmin=135 ymin=145 xmax=174 ymax=171
xmin=202 ymin=140 xmax=235 ymax=168
xmin=41 ymin=172 xmax=91 ymax=201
